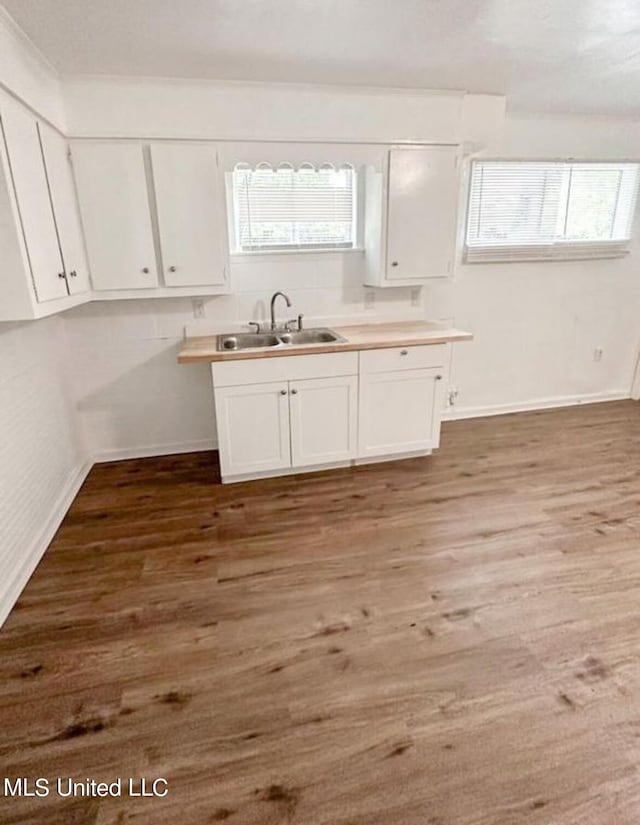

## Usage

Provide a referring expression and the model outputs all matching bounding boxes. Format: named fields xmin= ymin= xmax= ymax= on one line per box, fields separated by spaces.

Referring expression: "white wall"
xmin=444 ymin=112 xmax=640 ymax=417
xmin=62 ymin=82 xmax=497 ymax=460
xmin=4 ymin=10 xmax=640 ymax=469
xmin=0 ymin=318 xmax=88 ymax=623
xmin=65 ymin=251 xmax=426 ymax=460
xmin=0 ymin=6 xmax=65 ymax=129
xmin=0 ymin=9 xmax=87 ymax=624
xmin=63 ymin=75 xmax=504 ymax=147
xmin=63 ymin=94 xmax=640 ymax=452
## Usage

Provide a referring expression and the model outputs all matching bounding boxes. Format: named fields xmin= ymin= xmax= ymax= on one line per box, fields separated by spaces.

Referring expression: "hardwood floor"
xmin=2 ymin=400 xmax=640 ymax=824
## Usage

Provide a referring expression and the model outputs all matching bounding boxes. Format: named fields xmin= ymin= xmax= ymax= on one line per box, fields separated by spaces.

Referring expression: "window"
xmin=230 ymin=162 xmax=357 ymax=252
xmin=465 ymin=161 xmax=640 ymax=262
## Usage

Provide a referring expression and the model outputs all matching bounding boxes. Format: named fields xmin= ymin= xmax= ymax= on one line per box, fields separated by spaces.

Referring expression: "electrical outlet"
xmin=593 ymin=347 xmax=603 ymax=362
xmin=448 ymin=386 xmax=459 ymax=406
xmin=364 ymin=290 xmax=375 ymax=310
xmin=410 ymin=288 xmax=422 ymax=308
xmin=192 ymin=299 xmax=205 ymax=319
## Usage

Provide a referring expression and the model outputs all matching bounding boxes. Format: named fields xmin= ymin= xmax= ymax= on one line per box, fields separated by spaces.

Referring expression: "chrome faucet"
xmin=270 ymin=291 xmax=292 ymax=330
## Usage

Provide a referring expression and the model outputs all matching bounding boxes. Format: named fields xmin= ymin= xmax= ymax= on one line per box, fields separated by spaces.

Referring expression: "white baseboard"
xmin=93 ymin=438 xmax=216 ymax=463
xmin=442 ymin=389 xmax=631 ymax=421
xmin=0 ymin=459 xmax=93 ymax=628
xmin=355 ymin=449 xmax=432 ymax=465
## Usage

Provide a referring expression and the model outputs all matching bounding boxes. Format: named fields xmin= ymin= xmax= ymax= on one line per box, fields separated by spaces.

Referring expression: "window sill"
xmin=231 ymin=247 xmax=365 ymax=260
xmin=464 ymin=243 xmax=630 ymax=264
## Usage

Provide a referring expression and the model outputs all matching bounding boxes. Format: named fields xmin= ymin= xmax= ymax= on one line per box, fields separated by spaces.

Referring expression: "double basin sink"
xmin=217 ymin=328 xmax=345 ymax=352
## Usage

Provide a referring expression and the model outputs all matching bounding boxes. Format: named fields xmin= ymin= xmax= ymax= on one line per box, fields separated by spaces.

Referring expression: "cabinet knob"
xmin=57 ymin=272 xmax=66 ymax=279
xmin=400 ymin=349 xmax=408 ymax=356
xmin=69 ymin=270 xmax=77 ymax=278
xmin=436 ymin=375 xmax=443 ymax=380
xmin=391 ymin=261 xmax=399 ymax=267
xmin=142 ymin=267 xmax=149 ymax=274
xmin=291 ymin=388 xmax=298 ymax=395
xmin=168 ymin=266 xmax=177 ymax=272
xmin=280 ymin=389 xmax=287 ymax=396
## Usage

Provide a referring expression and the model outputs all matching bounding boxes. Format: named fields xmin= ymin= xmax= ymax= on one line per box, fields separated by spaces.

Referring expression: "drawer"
xmin=212 ymin=351 xmax=358 ymax=387
xmin=359 ymin=344 xmax=446 ymax=374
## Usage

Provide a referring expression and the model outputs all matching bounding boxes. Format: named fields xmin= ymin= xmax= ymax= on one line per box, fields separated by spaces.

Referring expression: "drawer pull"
xmin=400 ymin=349 xmax=408 ymax=356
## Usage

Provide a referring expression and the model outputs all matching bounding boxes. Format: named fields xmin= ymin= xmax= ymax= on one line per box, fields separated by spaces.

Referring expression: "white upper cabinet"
xmin=364 ymin=145 xmax=460 ymax=286
xmin=71 ymin=142 xmax=159 ymax=292
xmin=0 ymin=92 xmax=91 ymax=321
xmin=0 ymin=95 xmax=67 ymax=305
xmin=37 ymin=124 xmax=90 ymax=296
xmin=150 ymin=144 xmax=228 ymax=289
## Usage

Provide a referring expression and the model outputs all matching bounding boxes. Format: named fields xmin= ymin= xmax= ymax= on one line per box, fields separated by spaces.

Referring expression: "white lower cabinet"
xmin=211 ymin=346 xmax=446 ymax=483
xmin=214 ymin=381 xmax=291 ymax=478
xmin=289 ymin=375 xmax=358 ymax=466
xmin=358 ymin=368 xmax=444 ymax=458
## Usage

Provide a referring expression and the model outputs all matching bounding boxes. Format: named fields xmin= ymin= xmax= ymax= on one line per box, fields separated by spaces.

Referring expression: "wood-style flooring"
xmin=2 ymin=400 xmax=640 ymax=824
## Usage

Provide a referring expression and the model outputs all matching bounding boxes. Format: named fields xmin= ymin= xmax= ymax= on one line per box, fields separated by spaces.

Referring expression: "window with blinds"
xmin=465 ymin=161 xmax=640 ymax=262
xmin=231 ymin=162 xmax=357 ymax=252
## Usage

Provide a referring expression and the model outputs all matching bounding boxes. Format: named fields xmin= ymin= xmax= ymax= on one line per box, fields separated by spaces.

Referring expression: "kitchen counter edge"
xmin=178 ymin=322 xmax=473 ymax=364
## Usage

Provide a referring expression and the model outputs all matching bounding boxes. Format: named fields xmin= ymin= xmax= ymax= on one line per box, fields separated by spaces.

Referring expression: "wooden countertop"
xmin=178 ymin=321 xmax=472 ymax=364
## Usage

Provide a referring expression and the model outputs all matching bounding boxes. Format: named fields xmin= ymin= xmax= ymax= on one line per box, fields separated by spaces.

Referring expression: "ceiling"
xmin=4 ymin=0 xmax=640 ymax=115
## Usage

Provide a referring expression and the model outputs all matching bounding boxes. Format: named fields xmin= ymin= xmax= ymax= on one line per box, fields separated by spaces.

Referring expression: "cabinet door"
xmin=385 ymin=146 xmax=458 ymax=281
xmin=214 ymin=382 xmax=291 ymax=478
xmin=289 ymin=375 xmax=357 ymax=467
xmin=150 ymin=144 xmax=227 ymax=288
xmin=38 ymin=124 xmax=90 ymax=296
xmin=358 ymin=368 xmax=444 ymax=458
xmin=71 ymin=143 xmax=158 ymax=291
xmin=0 ymin=96 xmax=67 ymax=302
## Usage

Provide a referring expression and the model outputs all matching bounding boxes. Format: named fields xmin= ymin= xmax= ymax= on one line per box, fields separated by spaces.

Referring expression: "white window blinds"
xmin=466 ymin=161 xmax=640 ymax=262
xmin=231 ymin=163 xmax=356 ymax=252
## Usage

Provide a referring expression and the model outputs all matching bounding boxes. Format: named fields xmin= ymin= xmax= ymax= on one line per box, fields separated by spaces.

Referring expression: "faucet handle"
xmin=248 ymin=321 xmax=261 ymax=334
xmin=284 ymin=319 xmax=298 ymax=332
xmin=297 ymin=313 xmax=304 ymax=331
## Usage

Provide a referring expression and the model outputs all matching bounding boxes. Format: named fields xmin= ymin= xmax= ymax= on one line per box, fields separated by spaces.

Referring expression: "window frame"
xmin=464 ymin=158 xmax=640 ymax=264
xmin=226 ymin=163 xmax=363 ymax=257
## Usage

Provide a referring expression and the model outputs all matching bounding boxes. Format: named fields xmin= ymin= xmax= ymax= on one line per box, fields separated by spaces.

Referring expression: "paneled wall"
xmin=0 ymin=318 xmax=87 ymax=622
xmin=0 ymin=7 xmax=87 ymax=624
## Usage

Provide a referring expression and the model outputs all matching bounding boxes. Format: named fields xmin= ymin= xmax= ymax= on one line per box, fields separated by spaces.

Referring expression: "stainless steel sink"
xmin=278 ymin=329 xmax=345 ymax=346
xmin=217 ymin=327 xmax=345 ymax=352
xmin=217 ymin=332 xmax=281 ymax=351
